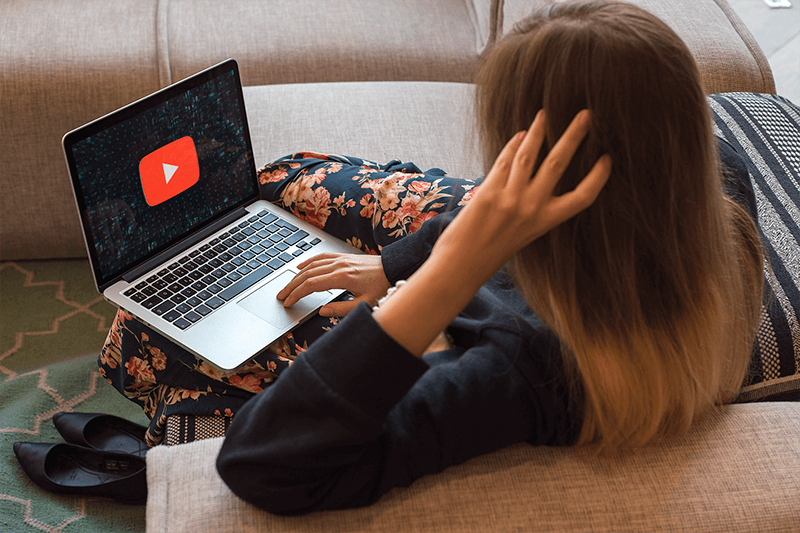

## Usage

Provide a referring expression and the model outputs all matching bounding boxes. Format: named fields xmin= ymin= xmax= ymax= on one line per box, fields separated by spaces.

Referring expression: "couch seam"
xmin=156 ymin=0 xmax=172 ymax=87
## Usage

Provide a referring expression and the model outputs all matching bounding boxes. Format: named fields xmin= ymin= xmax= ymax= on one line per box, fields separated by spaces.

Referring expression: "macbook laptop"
xmin=63 ymin=59 xmax=361 ymax=372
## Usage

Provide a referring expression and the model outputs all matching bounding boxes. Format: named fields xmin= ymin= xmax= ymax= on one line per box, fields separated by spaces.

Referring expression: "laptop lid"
xmin=62 ymin=59 xmax=258 ymax=293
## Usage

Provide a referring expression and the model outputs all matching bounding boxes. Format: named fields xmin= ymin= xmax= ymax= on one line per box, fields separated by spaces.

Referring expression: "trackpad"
xmin=237 ymin=271 xmax=332 ymax=329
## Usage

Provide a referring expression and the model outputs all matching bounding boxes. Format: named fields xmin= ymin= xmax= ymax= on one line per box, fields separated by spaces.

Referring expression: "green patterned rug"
xmin=1 ymin=260 xmax=148 ymax=533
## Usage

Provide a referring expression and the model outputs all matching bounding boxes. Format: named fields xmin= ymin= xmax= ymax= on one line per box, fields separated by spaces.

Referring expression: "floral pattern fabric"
xmin=99 ymin=152 xmax=479 ymax=446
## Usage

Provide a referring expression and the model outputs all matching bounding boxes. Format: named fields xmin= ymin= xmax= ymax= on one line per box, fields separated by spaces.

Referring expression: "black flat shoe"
xmin=13 ymin=442 xmax=146 ymax=504
xmin=52 ymin=412 xmax=148 ymax=458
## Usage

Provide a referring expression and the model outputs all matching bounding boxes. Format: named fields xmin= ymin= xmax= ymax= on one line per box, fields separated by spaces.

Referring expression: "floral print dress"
xmin=99 ymin=152 xmax=479 ymax=446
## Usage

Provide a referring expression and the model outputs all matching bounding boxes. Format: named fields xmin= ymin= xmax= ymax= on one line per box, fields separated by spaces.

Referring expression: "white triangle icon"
xmin=162 ymin=163 xmax=179 ymax=184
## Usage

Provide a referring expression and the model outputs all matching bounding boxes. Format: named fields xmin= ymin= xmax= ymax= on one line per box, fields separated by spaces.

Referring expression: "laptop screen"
xmin=65 ymin=61 xmax=257 ymax=289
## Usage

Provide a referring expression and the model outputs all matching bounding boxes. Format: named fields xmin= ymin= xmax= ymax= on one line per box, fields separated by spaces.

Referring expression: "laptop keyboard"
xmin=122 ymin=209 xmax=321 ymax=330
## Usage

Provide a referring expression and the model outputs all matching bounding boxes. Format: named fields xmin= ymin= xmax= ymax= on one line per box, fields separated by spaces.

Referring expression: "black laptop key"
xmin=196 ymin=304 xmax=212 ymax=316
xmin=276 ymin=220 xmax=298 ymax=231
xmin=174 ymin=318 xmax=191 ymax=330
xmin=219 ymin=264 xmax=275 ymax=301
xmin=206 ymin=296 xmax=223 ymax=309
xmin=142 ymin=295 xmax=162 ymax=309
xmin=176 ymin=303 xmax=192 ymax=314
xmin=284 ymin=230 xmax=309 ymax=246
xmin=259 ymin=212 xmax=278 ymax=224
xmin=207 ymin=284 xmax=222 ymax=294
xmin=184 ymin=311 xmax=202 ymax=323
xmin=170 ymin=293 xmax=187 ymax=305
xmin=167 ymin=283 xmax=183 ymax=294
xmin=164 ymin=309 xmax=182 ymax=322
xmin=129 ymin=292 xmax=147 ymax=303
xmin=154 ymin=300 xmax=176 ymax=316
xmin=181 ymin=286 xmax=197 ymax=298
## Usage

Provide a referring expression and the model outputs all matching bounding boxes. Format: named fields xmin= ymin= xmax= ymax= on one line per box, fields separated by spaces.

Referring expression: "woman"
xmin=107 ymin=0 xmax=764 ymax=514
xmin=213 ymin=0 xmax=763 ymax=514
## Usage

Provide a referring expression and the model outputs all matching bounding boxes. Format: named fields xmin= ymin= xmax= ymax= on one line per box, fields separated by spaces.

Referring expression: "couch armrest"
xmin=146 ymin=402 xmax=800 ymax=533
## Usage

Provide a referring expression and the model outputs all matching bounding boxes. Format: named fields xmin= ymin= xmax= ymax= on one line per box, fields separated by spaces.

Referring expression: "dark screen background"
xmin=71 ymin=68 xmax=256 ymax=284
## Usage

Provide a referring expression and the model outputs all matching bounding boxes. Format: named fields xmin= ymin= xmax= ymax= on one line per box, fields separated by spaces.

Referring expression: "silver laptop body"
xmin=63 ymin=59 xmax=361 ymax=372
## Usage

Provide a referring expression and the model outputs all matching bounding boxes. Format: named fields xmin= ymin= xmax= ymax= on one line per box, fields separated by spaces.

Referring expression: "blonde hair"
xmin=475 ymin=0 xmax=763 ymax=451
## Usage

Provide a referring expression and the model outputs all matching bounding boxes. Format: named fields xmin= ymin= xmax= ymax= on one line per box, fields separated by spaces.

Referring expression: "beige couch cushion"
xmin=500 ymin=0 xmax=776 ymax=95
xmin=157 ymin=0 xmax=494 ymax=87
xmin=243 ymin=82 xmax=483 ymax=181
xmin=146 ymin=402 xmax=800 ymax=533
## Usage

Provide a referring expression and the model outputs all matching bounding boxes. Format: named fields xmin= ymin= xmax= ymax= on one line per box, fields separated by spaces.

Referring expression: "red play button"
xmin=139 ymin=136 xmax=199 ymax=206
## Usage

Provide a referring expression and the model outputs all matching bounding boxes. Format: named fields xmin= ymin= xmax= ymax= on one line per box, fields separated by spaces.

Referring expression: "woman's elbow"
xmin=215 ymin=446 xmax=334 ymax=516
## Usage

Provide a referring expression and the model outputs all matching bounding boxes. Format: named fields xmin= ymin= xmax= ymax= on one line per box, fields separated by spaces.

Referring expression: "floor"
xmin=728 ymin=0 xmax=799 ymax=104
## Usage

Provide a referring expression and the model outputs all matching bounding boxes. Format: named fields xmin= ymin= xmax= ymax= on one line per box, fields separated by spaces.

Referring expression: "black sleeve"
xmin=215 ymin=303 xmax=563 ymax=515
xmin=380 ymin=206 xmax=463 ymax=284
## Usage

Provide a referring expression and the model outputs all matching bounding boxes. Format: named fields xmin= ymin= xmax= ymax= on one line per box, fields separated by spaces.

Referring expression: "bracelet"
xmin=372 ymin=280 xmax=407 ymax=311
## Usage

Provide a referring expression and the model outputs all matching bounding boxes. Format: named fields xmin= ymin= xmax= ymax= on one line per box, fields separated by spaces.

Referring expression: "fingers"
xmin=276 ymin=253 xmax=340 ymax=306
xmin=541 ymin=153 xmax=612 ymax=229
xmin=319 ymin=298 xmax=360 ymax=317
xmin=525 ymin=109 xmax=592 ymax=196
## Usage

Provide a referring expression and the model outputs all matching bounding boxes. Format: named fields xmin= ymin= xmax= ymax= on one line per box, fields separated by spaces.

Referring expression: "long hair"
xmin=475 ymin=0 xmax=763 ymax=451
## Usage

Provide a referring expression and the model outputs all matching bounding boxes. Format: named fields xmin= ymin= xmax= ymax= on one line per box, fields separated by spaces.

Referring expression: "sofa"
xmin=3 ymin=0 xmax=799 ymax=531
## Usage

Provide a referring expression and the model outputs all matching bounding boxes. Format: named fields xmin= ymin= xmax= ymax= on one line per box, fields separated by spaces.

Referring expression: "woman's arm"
xmin=374 ymin=110 xmax=611 ymax=356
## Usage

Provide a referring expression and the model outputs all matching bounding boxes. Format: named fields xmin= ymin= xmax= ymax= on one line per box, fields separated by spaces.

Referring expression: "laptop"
xmin=63 ymin=59 xmax=362 ymax=372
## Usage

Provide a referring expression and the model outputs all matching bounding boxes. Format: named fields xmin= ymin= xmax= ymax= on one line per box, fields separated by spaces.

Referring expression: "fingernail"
xmin=516 ymin=131 xmax=526 ymax=141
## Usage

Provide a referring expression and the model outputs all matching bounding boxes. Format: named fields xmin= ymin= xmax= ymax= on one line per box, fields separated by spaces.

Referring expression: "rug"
xmin=1 ymin=260 xmax=148 ymax=532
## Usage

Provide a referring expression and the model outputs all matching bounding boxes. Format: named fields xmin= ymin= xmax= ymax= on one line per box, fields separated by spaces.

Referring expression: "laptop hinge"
xmin=122 ymin=206 xmax=250 ymax=283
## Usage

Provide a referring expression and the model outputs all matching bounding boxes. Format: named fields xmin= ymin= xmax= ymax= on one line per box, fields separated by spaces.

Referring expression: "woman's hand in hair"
xmin=277 ymin=253 xmax=390 ymax=317
xmin=435 ymin=109 xmax=612 ymax=274
xmin=372 ymin=110 xmax=611 ymax=357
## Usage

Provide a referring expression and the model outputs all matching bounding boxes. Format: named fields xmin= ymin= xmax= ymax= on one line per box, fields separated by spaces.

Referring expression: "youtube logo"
xmin=139 ymin=136 xmax=199 ymax=206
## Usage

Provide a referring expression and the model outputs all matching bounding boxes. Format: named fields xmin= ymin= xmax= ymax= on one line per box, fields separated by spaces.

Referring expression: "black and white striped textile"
xmin=711 ymin=92 xmax=800 ymax=402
